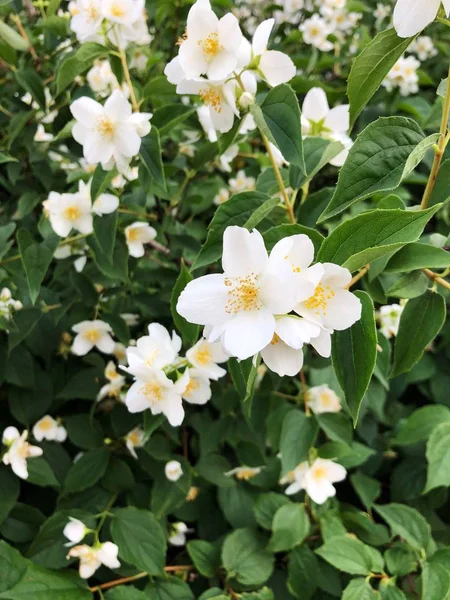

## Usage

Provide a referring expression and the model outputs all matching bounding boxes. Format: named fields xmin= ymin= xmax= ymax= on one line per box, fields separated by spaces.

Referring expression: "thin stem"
xmin=421 ymin=65 xmax=450 ymax=209
xmin=300 ymin=370 xmax=309 ymax=415
xmin=262 ymin=133 xmax=295 ymax=223
xmin=0 ymin=104 xmax=13 ymax=118
xmin=58 ymin=233 xmax=89 ymax=247
xmin=11 ymin=15 xmax=39 ymax=62
xmin=347 ymin=264 xmax=370 ymax=289
xmin=89 ymin=566 xmax=193 ymax=593
xmin=93 ymin=494 xmax=117 ymax=545
xmin=119 ymin=48 xmax=139 ymax=112
xmin=423 ymin=268 xmax=450 ymax=291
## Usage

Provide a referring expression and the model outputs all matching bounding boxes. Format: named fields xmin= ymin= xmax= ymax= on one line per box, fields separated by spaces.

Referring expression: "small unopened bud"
xmin=239 ymin=92 xmax=255 ymax=109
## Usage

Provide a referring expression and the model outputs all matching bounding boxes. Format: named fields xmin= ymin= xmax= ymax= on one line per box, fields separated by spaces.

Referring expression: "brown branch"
xmin=89 ymin=566 xmax=193 ymax=593
xmin=347 ymin=264 xmax=370 ymax=289
xmin=423 ymin=268 xmax=450 ymax=291
xmin=11 ymin=15 xmax=39 ymax=62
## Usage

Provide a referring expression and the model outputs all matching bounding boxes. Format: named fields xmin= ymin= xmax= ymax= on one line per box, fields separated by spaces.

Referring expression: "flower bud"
xmin=165 ymin=460 xmax=183 ymax=482
xmin=239 ymin=92 xmax=255 ymax=110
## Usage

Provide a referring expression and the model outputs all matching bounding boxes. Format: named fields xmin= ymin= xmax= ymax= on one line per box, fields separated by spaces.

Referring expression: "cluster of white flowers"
xmin=70 ymin=90 xmax=152 ymax=174
xmin=165 ymin=459 xmax=184 ymax=482
xmin=164 ymin=0 xmax=295 ymax=135
xmin=122 ymin=323 xmax=228 ymax=426
xmin=281 ymin=457 xmax=347 ymax=504
xmin=69 ymin=0 xmax=151 ymax=48
xmin=87 ymin=60 xmax=127 ymax=97
xmin=214 ymin=169 xmax=256 ymax=205
xmin=301 ymin=87 xmax=353 ymax=167
xmin=300 ymin=0 xmax=361 ymax=52
xmin=32 ymin=415 xmax=67 ymax=442
xmin=307 ymin=384 xmax=342 ymax=414
xmin=64 ymin=517 xmax=120 ymax=579
xmin=43 ymin=180 xmax=118 ymax=238
xmin=373 ymin=3 xmax=391 ymax=25
xmin=377 ymin=303 xmax=404 ymax=339
xmin=1 ymin=427 xmax=43 ymax=480
xmin=382 ymin=55 xmax=420 ymax=97
xmin=71 ymin=319 xmax=116 ymax=356
xmin=177 ymin=226 xmax=362 ymax=377
xmin=409 ymin=36 xmax=438 ymax=61
xmin=98 ymin=361 xmax=126 ymax=401
xmin=0 ymin=288 xmax=22 ymax=321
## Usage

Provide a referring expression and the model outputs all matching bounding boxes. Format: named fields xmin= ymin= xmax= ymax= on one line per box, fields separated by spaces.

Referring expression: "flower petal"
xmin=302 ymin=87 xmax=329 ymax=122
xmin=177 ymin=274 xmax=229 ymax=326
xmin=222 ymin=226 xmax=268 ymax=278
xmin=252 ymin=18 xmax=274 ymax=55
xmin=393 ymin=0 xmax=440 ymax=37
xmin=221 ymin=308 xmax=275 ymax=360
xmin=259 ymin=50 xmax=296 ymax=86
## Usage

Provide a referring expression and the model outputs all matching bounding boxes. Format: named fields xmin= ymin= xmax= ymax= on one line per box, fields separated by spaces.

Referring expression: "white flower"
xmin=409 ymin=36 xmax=438 ymax=61
xmin=373 ymin=3 xmax=390 ymax=23
xmin=382 ymin=55 xmax=420 ymax=96
xmin=113 ymin=342 xmax=127 ymax=364
xmin=219 ymin=144 xmax=239 ymax=172
xmin=181 ymin=367 xmax=211 ymax=405
xmin=245 ymin=18 xmax=296 ymax=87
xmin=32 ymin=415 xmax=67 ymax=442
xmin=124 ymin=426 xmax=145 ymax=459
xmin=169 ymin=522 xmax=189 ymax=546
xmin=378 ymin=304 xmax=404 ymax=338
xmin=43 ymin=191 xmax=93 ymax=238
xmin=299 ymin=15 xmax=333 ymax=52
xmin=2 ymin=428 xmax=43 ymax=480
xmin=177 ymin=226 xmax=298 ymax=360
xmin=186 ymin=338 xmax=228 ymax=380
xmin=229 ymin=170 xmax=256 ymax=194
xmin=87 ymin=60 xmax=119 ymax=96
xmin=307 ymin=384 xmax=342 ymax=414
xmin=67 ymin=542 xmax=120 ymax=579
xmin=393 ymin=0 xmax=449 ymax=38
xmin=125 ymin=222 xmax=157 ymax=258
xmin=295 ymin=263 xmax=362 ymax=333
xmin=69 ymin=0 xmax=103 ymax=42
xmin=70 ymin=90 xmax=152 ymax=173
xmin=301 ymin=87 xmax=353 ymax=167
xmin=261 ymin=316 xmax=322 ymax=377
xmin=283 ymin=458 xmax=347 ymax=504
xmin=125 ymin=368 xmax=188 ymax=427
xmin=124 ymin=323 xmax=181 ymax=373
xmin=63 ymin=518 xmax=88 ymax=547
xmin=225 ymin=466 xmax=262 ymax=480
xmin=130 ymin=49 xmax=149 ymax=72
xmin=102 ymin=0 xmax=142 ymax=26
xmin=104 ymin=0 xmax=151 ymax=48
xmin=72 ymin=320 xmax=115 ymax=356
xmin=214 ymin=188 xmax=230 ymax=205
xmin=177 ymin=0 xmax=242 ymax=80
xmin=0 ymin=288 xmax=22 ymax=320
xmin=165 ymin=459 xmax=183 ymax=482
xmin=121 ymin=313 xmax=140 ymax=327
xmin=177 ymin=79 xmax=240 ymax=134
xmin=98 ymin=361 xmax=126 ymax=400
xmin=34 ymin=124 xmax=54 ymax=142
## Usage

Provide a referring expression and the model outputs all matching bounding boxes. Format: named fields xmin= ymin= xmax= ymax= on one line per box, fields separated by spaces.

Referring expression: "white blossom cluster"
xmin=177 ymin=226 xmax=362 ymax=377
xmin=0 ymin=288 xmax=22 ymax=321
xmin=382 ymin=55 xmax=421 ymax=97
xmin=164 ymin=0 xmax=296 ymax=135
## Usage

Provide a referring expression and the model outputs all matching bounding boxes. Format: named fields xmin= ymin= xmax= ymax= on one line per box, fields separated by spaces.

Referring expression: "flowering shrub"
xmin=0 ymin=0 xmax=450 ymax=598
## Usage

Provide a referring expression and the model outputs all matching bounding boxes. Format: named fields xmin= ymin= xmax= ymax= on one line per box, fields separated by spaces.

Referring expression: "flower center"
xmin=270 ymin=333 xmax=280 ymax=345
xmin=198 ymin=32 xmax=222 ymax=59
xmin=39 ymin=418 xmax=54 ymax=431
xmin=84 ymin=329 xmax=101 ymax=343
xmin=85 ymin=3 xmax=99 ymax=20
xmin=128 ymin=431 xmax=141 ymax=446
xmin=141 ymin=382 xmax=163 ymax=403
xmin=311 ymin=466 xmax=327 ymax=481
xmin=310 ymin=26 xmax=320 ymax=37
xmin=225 ymin=274 xmax=261 ymax=314
xmin=63 ymin=206 xmax=82 ymax=221
xmin=235 ymin=468 xmax=258 ymax=481
xmin=96 ymin=116 xmax=115 ymax=139
xmin=106 ymin=365 xmax=119 ymax=380
xmin=183 ymin=378 xmax=200 ymax=398
xmin=126 ymin=228 xmax=140 ymax=242
xmin=145 ymin=349 xmax=160 ymax=367
xmin=110 ymin=2 xmax=125 ymax=17
xmin=199 ymin=88 xmax=222 ymax=113
xmin=194 ymin=347 xmax=212 ymax=366
xmin=303 ymin=283 xmax=335 ymax=315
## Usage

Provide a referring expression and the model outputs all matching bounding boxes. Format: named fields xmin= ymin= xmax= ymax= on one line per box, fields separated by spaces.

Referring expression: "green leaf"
xmin=56 ymin=43 xmax=107 ymax=94
xmin=425 ymin=421 xmax=450 ymax=493
xmin=243 ymin=197 xmax=280 ymax=231
xmin=0 ymin=224 xmax=16 ymax=261
xmin=88 ymin=236 xmax=128 ymax=282
xmin=391 ymin=290 xmax=446 ymax=378
xmin=331 ymin=291 xmax=377 ymax=424
xmin=27 ymin=458 xmax=60 ymax=488
xmin=0 ymin=20 xmax=29 ymax=51
xmin=290 ymin=138 xmax=344 ymax=189
xmin=316 ymin=412 xmax=352 ymax=445
xmin=0 ymin=467 xmax=20 ymax=527
xmin=421 ymin=562 xmax=450 ymax=600
xmin=171 ymin=261 xmax=200 ymax=346
xmin=105 ymin=587 xmax=148 ymax=600
xmin=191 ymin=191 xmax=271 ymax=271
xmin=350 ymin=472 xmax=381 ymax=509
xmin=263 ymin=223 xmax=324 ymax=255
xmin=279 ymin=410 xmax=318 ymax=475
xmin=319 ymin=117 xmax=433 ymax=221
xmin=386 ymin=243 xmax=450 ymax=272
xmin=90 ymin=165 xmax=117 ymax=201
xmin=259 ymin=84 xmax=304 ymax=170
xmin=140 ymin=127 xmax=167 ymax=191
xmin=315 ymin=535 xmax=384 ymax=575
xmin=342 ymin=578 xmax=378 ymax=600
xmin=8 ymin=308 xmax=42 ymax=351
xmin=317 ymin=206 xmax=441 ymax=271
xmin=18 ymin=233 xmax=58 ymax=304
xmin=348 ymin=28 xmax=416 ymax=127
xmin=65 ymin=414 xmax=104 ymax=449
xmin=64 ymin=448 xmax=111 ymax=494
xmin=374 ymin=503 xmax=431 ymax=551
xmin=15 ymin=69 xmax=46 ymax=112
xmin=92 ymin=211 xmax=118 ymax=264
xmin=196 ymin=453 xmax=235 ymax=488
xmin=145 ymin=577 xmax=194 ymax=600
xmin=151 ymin=104 xmax=196 ymax=135
xmin=222 ymin=528 xmax=274 ymax=586
xmin=111 ymin=507 xmax=166 ymax=576
xmin=0 ymin=541 xmax=27 ymax=593
xmin=287 ymin=545 xmax=319 ymax=599
xmin=187 ymin=540 xmax=220 ymax=578
xmin=253 ymin=493 xmax=290 ymax=530
xmin=393 ymin=405 xmax=450 ymax=446
xmin=268 ymin=503 xmax=309 ymax=552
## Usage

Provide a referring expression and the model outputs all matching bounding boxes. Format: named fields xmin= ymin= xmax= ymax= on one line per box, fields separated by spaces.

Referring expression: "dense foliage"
xmin=0 ymin=0 xmax=450 ymax=599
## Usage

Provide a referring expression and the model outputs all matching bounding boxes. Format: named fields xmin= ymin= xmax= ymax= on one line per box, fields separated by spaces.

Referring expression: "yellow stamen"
xmin=225 ymin=274 xmax=261 ymax=314
xmin=199 ymin=88 xmax=222 ymax=113
xmin=63 ymin=206 xmax=81 ymax=221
